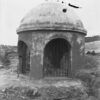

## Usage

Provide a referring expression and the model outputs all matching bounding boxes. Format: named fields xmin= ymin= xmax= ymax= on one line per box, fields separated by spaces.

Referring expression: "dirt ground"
xmin=0 ymin=55 xmax=100 ymax=100
xmin=0 ymin=68 xmax=86 ymax=100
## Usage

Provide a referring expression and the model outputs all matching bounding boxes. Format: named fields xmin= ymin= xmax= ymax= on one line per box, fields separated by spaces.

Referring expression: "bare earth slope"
xmin=85 ymin=41 xmax=100 ymax=53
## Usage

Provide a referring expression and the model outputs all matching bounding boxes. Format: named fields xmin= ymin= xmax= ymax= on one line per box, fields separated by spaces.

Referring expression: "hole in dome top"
xmin=62 ymin=1 xmax=64 ymax=3
xmin=62 ymin=9 xmax=67 ymax=13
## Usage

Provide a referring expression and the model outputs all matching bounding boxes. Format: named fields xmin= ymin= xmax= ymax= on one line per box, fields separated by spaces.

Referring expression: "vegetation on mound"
xmin=0 ymin=85 xmax=89 ymax=100
xmin=0 ymin=45 xmax=18 ymax=69
xmin=75 ymin=54 xmax=100 ymax=100
xmin=0 ymin=51 xmax=10 ymax=68
xmin=0 ymin=87 xmax=40 ymax=100
xmin=39 ymin=86 xmax=88 ymax=100
xmin=84 ymin=55 xmax=99 ymax=69
xmin=76 ymin=70 xmax=100 ymax=100
xmin=1 ymin=84 xmax=99 ymax=100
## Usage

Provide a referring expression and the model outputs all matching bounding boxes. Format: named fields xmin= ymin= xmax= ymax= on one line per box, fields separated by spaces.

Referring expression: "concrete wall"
xmin=71 ymin=33 xmax=85 ymax=77
xmin=18 ymin=32 xmax=32 ymax=50
xmin=18 ymin=31 xmax=85 ymax=79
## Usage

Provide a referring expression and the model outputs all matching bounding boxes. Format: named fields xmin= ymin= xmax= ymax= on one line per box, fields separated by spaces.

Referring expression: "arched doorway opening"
xmin=18 ymin=41 xmax=30 ymax=74
xmin=43 ymin=38 xmax=71 ymax=77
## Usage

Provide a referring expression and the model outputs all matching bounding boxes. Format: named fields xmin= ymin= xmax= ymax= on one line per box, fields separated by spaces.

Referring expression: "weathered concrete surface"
xmin=18 ymin=31 xmax=85 ymax=78
xmin=30 ymin=55 xmax=43 ymax=79
xmin=17 ymin=2 xmax=87 ymax=79
xmin=17 ymin=2 xmax=87 ymax=34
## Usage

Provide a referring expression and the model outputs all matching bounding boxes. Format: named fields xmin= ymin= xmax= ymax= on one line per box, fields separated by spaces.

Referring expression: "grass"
xmin=75 ymin=54 xmax=100 ymax=100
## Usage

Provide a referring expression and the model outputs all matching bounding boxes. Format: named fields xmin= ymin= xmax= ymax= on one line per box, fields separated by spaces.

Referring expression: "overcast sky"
xmin=0 ymin=0 xmax=100 ymax=45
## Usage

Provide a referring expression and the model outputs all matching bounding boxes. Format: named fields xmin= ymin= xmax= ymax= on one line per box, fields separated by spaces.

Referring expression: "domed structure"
xmin=17 ymin=2 xmax=87 ymax=79
xmin=17 ymin=2 xmax=86 ymax=34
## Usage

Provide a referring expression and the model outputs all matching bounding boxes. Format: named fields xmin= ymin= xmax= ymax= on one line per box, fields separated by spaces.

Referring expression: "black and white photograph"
xmin=0 ymin=0 xmax=100 ymax=100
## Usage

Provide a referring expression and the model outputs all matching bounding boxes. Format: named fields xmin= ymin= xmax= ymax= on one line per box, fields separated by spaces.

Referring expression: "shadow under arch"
xmin=18 ymin=41 xmax=30 ymax=74
xmin=43 ymin=38 xmax=71 ymax=77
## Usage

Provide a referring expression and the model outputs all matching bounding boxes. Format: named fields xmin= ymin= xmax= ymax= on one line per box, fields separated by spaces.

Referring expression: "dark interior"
xmin=18 ymin=41 xmax=30 ymax=74
xmin=43 ymin=38 xmax=71 ymax=77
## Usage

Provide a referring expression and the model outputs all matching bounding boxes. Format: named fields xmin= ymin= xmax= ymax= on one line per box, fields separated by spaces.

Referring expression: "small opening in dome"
xmin=62 ymin=1 xmax=64 ymax=3
xmin=62 ymin=9 xmax=67 ymax=13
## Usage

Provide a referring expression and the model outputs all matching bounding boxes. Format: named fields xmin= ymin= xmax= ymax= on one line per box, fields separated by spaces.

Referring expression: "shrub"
xmin=39 ymin=86 xmax=88 ymax=100
xmin=0 ymin=51 xmax=10 ymax=68
xmin=84 ymin=55 xmax=98 ymax=69
xmin=92 ymin=77 xmax=100 ymax=99
xmin=75 ymin=70 xmax=100 ymax=99
xmin=91 ymin=50 xmax=96 ymax=55
xmin=86 ymin=51 xmax=91 ymax=55
xmin=86 ymin=51 xmax=96 ymax=56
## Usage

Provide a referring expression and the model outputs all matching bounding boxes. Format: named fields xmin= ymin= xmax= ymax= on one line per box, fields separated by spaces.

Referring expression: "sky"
xmin=0 ymin=0 xmax=100 ymax=45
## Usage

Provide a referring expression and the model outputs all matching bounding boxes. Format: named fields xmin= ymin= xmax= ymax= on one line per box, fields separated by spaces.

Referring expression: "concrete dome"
xmin=17 ymin=2 xmax=87 ymax=34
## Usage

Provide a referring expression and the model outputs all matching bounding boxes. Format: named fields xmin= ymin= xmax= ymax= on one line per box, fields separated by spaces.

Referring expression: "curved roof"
xmin=17 ymin=2 xmax=87 ymax=35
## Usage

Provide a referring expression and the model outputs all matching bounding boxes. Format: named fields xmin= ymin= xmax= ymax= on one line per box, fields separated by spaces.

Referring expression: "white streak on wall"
xmin=66 ymin=33 xmax=73 ymax=42
xmin=77 ymin=37 xmax=82 ymax=44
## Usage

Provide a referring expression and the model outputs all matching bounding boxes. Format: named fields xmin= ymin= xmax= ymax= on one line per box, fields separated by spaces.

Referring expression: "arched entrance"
xmin=18 ymin=41 xmax=30 ymax=74
xmin=43 ymin=38 xmax=71 ymax=77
